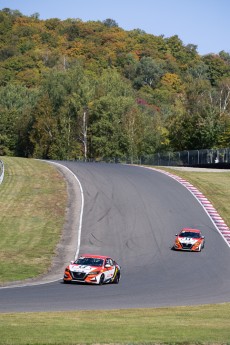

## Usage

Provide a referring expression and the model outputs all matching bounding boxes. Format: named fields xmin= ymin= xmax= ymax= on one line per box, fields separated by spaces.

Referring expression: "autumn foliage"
xmin=0 ymin=8 xmax=230 ymax=160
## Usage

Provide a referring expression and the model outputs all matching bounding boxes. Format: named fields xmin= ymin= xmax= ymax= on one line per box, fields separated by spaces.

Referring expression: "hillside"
xmin=0 ymin=8 xmax=230 ymax=161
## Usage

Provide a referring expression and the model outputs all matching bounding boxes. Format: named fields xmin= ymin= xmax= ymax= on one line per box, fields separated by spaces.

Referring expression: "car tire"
xmin=99 ymin=274 xmax=104 ymax=285
xmin=113 ymin=272 xmax=120 ymax=284
xmin=63 ymin=280 xmax=70 ymax=284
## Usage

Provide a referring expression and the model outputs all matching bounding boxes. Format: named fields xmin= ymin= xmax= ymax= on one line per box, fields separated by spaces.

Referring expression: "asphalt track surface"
xmin=1 ymin=162 xmax=230 ymax=313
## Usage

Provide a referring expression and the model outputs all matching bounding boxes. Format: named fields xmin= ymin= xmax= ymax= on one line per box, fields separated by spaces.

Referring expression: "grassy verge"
xmin=155 ymin=167 xmax=230 ymax=229
xmin=0 ymin=157 xmax=67 ymax=283
xmin=0 ymin=304 xmax=230 ymax=345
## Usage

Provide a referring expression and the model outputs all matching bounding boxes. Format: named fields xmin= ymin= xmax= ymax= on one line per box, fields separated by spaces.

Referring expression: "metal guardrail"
xmin=0 ymin=159 xmax=4 ymax=184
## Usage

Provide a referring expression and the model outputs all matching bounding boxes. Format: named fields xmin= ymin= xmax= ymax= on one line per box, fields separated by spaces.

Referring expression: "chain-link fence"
xmin=139 ymin=148 xmax=230 ymax=167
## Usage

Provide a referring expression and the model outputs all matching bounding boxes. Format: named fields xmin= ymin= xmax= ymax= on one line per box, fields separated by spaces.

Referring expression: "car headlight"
xmin=87 ymin=271 xmax=100 ymax=275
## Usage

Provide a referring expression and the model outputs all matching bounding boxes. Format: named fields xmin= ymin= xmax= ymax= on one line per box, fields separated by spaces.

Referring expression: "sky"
xmin=0 ymin=0 xmax=229 ymax=56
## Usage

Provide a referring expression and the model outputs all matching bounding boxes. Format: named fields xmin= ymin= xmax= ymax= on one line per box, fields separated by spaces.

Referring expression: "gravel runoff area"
xmin=2 ymin=163 xmax=229 ymax=288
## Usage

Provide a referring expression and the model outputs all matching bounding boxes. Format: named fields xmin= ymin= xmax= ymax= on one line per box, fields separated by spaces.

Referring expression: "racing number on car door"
xmin=104 ymin=259 xmax=115 ymax=280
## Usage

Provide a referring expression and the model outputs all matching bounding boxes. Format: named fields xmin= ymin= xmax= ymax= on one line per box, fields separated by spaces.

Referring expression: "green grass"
xmin=0 ymin=304 xmax=230 ymax=345
xmin=0 ymin=157 xmax=67 ymax=283
xmin=1 ymin=158 xmax=230 ymax=345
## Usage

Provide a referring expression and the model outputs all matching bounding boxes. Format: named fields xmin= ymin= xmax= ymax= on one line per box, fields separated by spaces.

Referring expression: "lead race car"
xmin=63 ymin=254 xmax=121 ymax=285
xmin=173 ymin=228 xmax=205 ymax=252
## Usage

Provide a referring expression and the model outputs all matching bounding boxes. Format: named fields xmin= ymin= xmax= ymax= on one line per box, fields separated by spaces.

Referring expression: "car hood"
xmin=69 ymin=264 xmax=100 ymax=273
xmin=178 ymin=237 xmax=199 ymax=245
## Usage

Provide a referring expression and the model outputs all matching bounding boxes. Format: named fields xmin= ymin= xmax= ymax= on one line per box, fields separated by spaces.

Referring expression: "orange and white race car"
xmin=63 ymin=254 xmax=121 ymax=285
xmin=173 ymin=228 xmax=205 ymax=252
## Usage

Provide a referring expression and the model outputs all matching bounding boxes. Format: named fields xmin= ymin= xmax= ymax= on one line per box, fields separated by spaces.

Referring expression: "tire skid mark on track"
xmin=141 ymin=166 xmax=230 ymax=248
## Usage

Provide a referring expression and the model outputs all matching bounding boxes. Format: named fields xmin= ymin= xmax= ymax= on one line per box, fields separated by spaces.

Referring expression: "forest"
xmin=0 ymin=8 xmax=230 ymax=161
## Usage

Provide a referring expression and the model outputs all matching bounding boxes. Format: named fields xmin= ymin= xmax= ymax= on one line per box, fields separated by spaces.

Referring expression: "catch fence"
xmin=139 ymin=148 xmax=230 ymax=167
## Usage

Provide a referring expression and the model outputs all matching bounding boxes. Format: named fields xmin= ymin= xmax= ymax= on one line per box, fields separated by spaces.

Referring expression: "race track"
xmin=1 ymin=162 xmax=230 ymax=312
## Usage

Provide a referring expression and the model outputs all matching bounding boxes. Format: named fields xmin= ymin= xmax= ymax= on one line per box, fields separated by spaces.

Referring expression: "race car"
xmin=63 ymin=254 xmax=121 ymax=285
xmin=173 ymin=228 xmax=205 ymax=252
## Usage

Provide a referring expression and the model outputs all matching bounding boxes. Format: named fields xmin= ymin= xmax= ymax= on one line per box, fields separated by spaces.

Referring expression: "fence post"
xmin=0 ymin=160 xmax=4 ymax=184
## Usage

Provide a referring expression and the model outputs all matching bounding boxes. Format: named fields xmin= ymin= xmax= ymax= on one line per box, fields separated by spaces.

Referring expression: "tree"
xmin=216 ymin=78 xmax=230 ymax=116
xmin=30 ymin=12 xmax=40 ymax=20
xmin=167 ymin=78 xmax=221 ymax=150
xmin=103 ymin=18 xmax=118 ymax=28
xmin=1 ymin=8 xmax=23 ymax=17
xmin=89 ymin=95 xmax=130 ymax=159
xmin=165 ymin=35 xmax=198 ymax=65
xmin=29 ymin=94 xmax=63 ymax=159
xmin=187 ymin=61 xmax=209 ymax=80
xmin=0 ymin=83 xmax=38 ymax=156
xmin=123 ymin=101 xmax=167 ymax=161
xmin=32 ymin=65 xmax=97 ymax=160
xmin=202 ymin=54 xmax=230 ymax=86
xmin=219 ymin=50 xmax=230 ymax=64
xmin=217 ymin=119 xmax=230 ymax=147
xmin=133 ymin=57 xmax=164 ymax=89
xmin=160 ymin=73 xmax=184 ymax=93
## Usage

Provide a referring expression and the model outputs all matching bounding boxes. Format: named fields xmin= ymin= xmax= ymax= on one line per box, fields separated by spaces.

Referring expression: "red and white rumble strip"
xmin=145 ymin=167 xmax=230 ymax=248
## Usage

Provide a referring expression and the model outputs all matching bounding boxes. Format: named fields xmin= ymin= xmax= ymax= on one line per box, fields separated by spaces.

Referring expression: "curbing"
xmin=143 ymin=166 xmax=230 ymax=248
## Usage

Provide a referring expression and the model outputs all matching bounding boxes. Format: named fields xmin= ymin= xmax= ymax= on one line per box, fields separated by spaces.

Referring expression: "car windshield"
xmin=179 ymin=231 xmax=201 ymax=238
xmin=75 ymin=257 xmax=104 ymax=267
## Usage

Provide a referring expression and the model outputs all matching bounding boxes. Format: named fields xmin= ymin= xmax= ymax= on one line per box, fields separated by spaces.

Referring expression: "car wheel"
xmin=113 ymin=272 xmax=120 ymax=284
xmin=99 ymin=274 xmax=104 ymax=285
xmin=63 ymin=280 xmax=70 ymax=284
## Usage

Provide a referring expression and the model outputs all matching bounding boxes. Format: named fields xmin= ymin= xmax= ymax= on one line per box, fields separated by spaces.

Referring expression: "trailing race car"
xmin=173 ymin=228 xmax=205 ymax=252
xmin=63 ymin=254 xmax=121 ymax=285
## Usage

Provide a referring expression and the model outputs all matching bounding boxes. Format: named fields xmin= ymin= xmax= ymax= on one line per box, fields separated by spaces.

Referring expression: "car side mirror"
xmin=201 ymin=236 xmax=205 ymax=239
xmin=175 ymin=234 xmax=178 ymax=236
xmin=105 ymin=264 xmax=111 ymax=268
xmin=70 ymin=260 xmax=74 ymax=264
